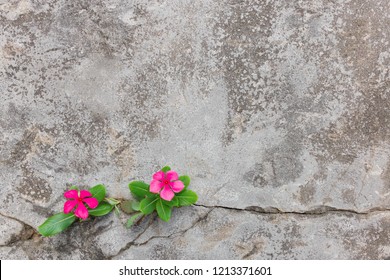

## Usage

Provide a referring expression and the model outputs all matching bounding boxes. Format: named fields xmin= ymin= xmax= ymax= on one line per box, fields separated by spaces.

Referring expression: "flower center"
xmin=163 ymin=179 xmax=170 ymax=186
xmin=77 ymin=197 xmax=83 ymax=203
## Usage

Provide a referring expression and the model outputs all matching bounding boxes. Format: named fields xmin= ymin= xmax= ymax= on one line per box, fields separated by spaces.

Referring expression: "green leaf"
xmin=120 ymin=200 xmax=137 ymax=214
xmin=161 ymin=197 xmax=177 ymax=207
xmin=89 ymin=184 xmax=106 ymax=202
xmin=131 ymin=201 xmax=140 ymax=211
xmin=139 ymin=195 xmax=158 ymax=215
xmin=38 ymin=213 xmax=76 ymax=237
xmin=179 ymin=175 xmax=190 ymax=190
xmin=126 ymin=212 xmax=144 ymax=228
xmin=89 ymin=202 xmax=114 ymax=217
xmin=175 ymin=190 xmax=198 ymax=206
xmin=161 ymin=166 xmax=171 ymax=172
xmin=171 ymin=196 xmax=179 ymax=207
xmin=69 ymin=185 xmax=79 ymax=190
xmin=129 ymin=181 xmax=150 ymax=200
xmin=156 ymin=199 xmax=172 ymax=222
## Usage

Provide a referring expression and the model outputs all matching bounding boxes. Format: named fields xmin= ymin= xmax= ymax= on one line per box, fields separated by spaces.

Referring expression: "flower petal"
xmin=79 ymin=190 xmax=93 ymax=198
xmin=150 ymin=179 xmax=163 ymax=193
xmin=64 ymin=190 xmax=78 ymax=199
xmin=83 ymin=197 xmax=98 ymax=209
xmin=160 ymin=186 xmax=174 ymax=201
xmin=171 ymin=180 xmax=184 ymax=193
xmin=63 ymin=200 xmax=77 ymax=214
xmin=166 ymin=170 xmax=178 ymax=181
xmin=153 ymin=171 xmax=165 ymax=181
xmin=75 ymin=202 xmax=89 ymax=220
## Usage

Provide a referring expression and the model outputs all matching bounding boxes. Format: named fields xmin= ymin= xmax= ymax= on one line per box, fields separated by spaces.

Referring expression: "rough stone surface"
xmin=0 ymin=0 xmax=389 ymax=259
xmin=0 ymin=214 xmax=24 ymax=246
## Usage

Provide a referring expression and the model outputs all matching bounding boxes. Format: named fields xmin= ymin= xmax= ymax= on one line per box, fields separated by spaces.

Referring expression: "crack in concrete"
xmin=107 ymin=214 xmax=156 ymax=260
xmin=3 ymin=202 xmax=389 ymax=256
xmin=134 ymin=209 xmax=213 ymax=246
xmin=0 ymin=230 xmax=36 ymax=248
xmin=194 ymin=204 xmax=390 ymax=216
xmin=108 ymin=209 xmax=213 ymax=259
xmin=0 ymin=212 xmax=35 ymax=228
xmin=242 ymin=244 xmax=261 ymax=260
xmin=0 ymin=212 xmax=36 ymax=248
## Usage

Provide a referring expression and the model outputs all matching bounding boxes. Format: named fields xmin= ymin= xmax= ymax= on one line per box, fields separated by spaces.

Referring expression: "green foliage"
xmin=131 ymin=201 xmax=140 ymax=211
xmin=161 ymin=166 xmax=171 ymax=172
xmin=139 ymin=195 xmax=159 ymax=215
xmin=175 ymin=190 xmax=198 ymax=206
xmin=38 ymin=213 xmax=76 ymax=237
xmin=179 ymin=175 xmax=190 ymax=189
xmin=89 ymin=202 xmax=114 ymax=217
xmin=129 ymin=181 xmax=150 ymax=200
xmin=171 ymin=196 xmax=179 ymax=207
xmin=38 ymin=166 xmax=198 ymax=235
xmin=89 ymin=184 xmax=106 ymax=203
xmin=161 ymin=197 xmax=178 ymax=207
xmin=156 ymin=199 xmax=172 ymax=222
xmin=125 ymin=167 xmax=197 ymax=224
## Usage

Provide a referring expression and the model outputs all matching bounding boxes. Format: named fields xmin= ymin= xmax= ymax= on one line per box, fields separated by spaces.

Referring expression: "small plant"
xmin=125 ymin=165 xmax=197 ymax=227
xmin=37 ymin=166 xmax=197 ymax=236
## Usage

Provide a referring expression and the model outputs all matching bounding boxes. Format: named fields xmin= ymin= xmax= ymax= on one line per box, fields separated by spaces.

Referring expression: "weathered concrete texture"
xmin=0 ymin=214 xmax=24 ymax=246
xmin=114 ymin=208 xmax=390 ymax=260
xmin=0 ymin=0 xmax=389 ymax=259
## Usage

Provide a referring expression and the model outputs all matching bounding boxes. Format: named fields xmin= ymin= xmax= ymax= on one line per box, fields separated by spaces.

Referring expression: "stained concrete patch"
xmin=1 ymin=0 xmax=390 ymax=259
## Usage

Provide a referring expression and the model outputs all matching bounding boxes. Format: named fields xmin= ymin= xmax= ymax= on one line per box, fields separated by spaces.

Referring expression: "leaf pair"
xmin=138 ymin=195 xmax=172 ymax=222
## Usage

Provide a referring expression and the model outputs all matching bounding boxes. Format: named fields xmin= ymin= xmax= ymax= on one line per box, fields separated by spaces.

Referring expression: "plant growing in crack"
xmin=37 ymin=166 xmax=198 ymax=236
xmin=124 ymin=165 xmax=197 ymax=227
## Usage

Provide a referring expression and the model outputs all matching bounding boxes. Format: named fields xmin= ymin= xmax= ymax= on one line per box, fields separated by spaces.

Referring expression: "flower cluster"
xmin=38 ymin=166 xmax=197 ymax=236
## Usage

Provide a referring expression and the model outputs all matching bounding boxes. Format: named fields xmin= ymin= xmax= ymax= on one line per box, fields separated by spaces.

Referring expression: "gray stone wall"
xmin=1 ymin=0 xmax=389 ymax=259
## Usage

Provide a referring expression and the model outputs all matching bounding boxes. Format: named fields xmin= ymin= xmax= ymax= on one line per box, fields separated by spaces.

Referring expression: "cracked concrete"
xmin=1 ymin=0 xmax=390 ymax=259
xmin=113 ymin=207 xmax=390 ymax=260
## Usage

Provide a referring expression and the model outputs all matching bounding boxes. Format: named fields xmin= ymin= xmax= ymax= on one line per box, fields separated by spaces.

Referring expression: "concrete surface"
xmin=1 ymin=0 xmax=390 ymax=259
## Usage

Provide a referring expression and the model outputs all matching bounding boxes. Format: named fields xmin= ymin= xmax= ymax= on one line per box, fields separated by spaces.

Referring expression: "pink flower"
xmin=63 ymin=190 xmax=98 ymax=219
xmin=150 ymin=170 xmax=184 ymax=201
